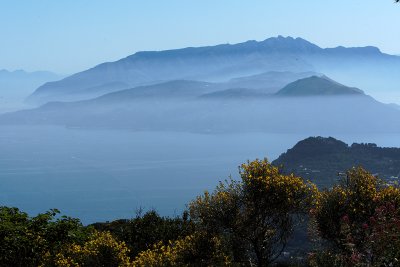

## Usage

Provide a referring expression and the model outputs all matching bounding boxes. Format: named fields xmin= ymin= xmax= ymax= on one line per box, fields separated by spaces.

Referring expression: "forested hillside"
xmin=273 ymin=137 xmax=400 ymax=187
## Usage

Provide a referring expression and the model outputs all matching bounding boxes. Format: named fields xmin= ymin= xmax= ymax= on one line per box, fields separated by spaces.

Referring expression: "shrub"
xmin=132 ymin=232 xmax=231 ymax=266
xmin=91 ymin=210 xmax=194 ymax=259
xmin=54 ymin=231 xmax=131 ymax=267
xmin=189 ymin=159 xmax=318 ymax=266
xmin=311 ymin=167 xmax=400 ymax=266
xmin=0 ymin=207 xmax=89 ymax=267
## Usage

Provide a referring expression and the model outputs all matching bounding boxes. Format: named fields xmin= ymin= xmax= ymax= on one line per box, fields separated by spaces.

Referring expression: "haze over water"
xmin=0 ymin=125 xmax=399 ymax=223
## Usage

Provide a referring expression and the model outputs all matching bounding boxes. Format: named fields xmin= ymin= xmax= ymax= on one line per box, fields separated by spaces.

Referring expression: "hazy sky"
xmin=1 ymin=0 xmax=399 ymax=74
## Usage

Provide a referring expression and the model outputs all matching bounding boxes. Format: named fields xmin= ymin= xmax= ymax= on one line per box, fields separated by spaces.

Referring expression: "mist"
xmin=2 ymin=124 xmax=400 ymax=224
xmin=2 ymin=37 xmax=400 ymax=224
xmin=0 ymin=70 xmax=63 ymax=113
xmin=2 ymin=90 xmax=400 ymax=223
xmin=3 ymin=95 xmax=400 ymax=134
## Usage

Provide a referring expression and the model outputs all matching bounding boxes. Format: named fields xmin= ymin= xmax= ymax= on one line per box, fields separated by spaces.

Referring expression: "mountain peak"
xmin=294 ymin=136 xmax=348 ymax=151
xmin=275 ymin=76 xmax=364 ymax=96
xmin=260 ymin=36 xmax=321 ymax=53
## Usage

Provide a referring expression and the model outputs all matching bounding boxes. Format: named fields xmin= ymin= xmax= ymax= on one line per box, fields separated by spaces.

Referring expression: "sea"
xmin=1 ymin=125 xmax=399 ymax=223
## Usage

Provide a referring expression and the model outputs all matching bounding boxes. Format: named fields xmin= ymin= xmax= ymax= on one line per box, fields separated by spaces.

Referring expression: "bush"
xmin=54 ymin=231 xmax=131 ymax=267
xmin=190 ymin=159 xmax=318 ymax=266
xmin=132 ymin=232 xmax=231 ymax=266
xmin=311 ymin=167 xmax=400 ymax=266
xmin=91 ymin=210 xmax=194 ymax=258
xmin=313 ymin=168 xmax=379 ymax=250
xmin=0 ymin=207 xmax=89 ymax=267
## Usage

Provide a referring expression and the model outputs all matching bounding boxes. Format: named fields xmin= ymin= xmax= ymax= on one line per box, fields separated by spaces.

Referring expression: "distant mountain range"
xmin=273 ymin=137 xmax=400 ymax=188
xmin=26 ymin=36 xmax=400 ymax=104
xmin=0 ymin=69 xmax=63 ymax=113
xmin=200 ymin=75 xmax=364 ymax=98
xmin=3 ymin=37 xmax=400 ymax=134
xmin=0 ymin=69 xmax=62 ymax=97
xmin=3 ymin=75 xmax=400 ymax=134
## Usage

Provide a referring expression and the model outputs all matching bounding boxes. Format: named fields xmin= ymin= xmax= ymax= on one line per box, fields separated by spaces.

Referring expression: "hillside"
xmin=91 ymin=80 xmax=220 ymax=103
xmin=273 ymin=137 xmax=400 ymax=187
xmin=224 ymin=71 xmax=319 ymax=92
xmin=275 ymin=76 xmax=364 ymax=96
xmin=3 ymin=76 xmax=400 ymax=134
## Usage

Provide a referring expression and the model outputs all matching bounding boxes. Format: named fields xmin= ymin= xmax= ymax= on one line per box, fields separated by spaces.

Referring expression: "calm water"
xmin=1 ymin=125 xmax=400 ymax=223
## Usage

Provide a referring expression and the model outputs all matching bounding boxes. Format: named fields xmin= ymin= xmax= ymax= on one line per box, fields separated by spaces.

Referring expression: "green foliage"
xmin=0 ymin=207 xmax=90 ymax=267
xmin=91 ymin=210 xmax=194 ymax=259
xmin=190 ymin=159 xmax=318 ymax=266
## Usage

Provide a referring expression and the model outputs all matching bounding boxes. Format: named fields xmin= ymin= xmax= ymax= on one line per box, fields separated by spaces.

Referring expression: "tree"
xmin=311 ymin=167 xmax=400 ymax=266
xmin=189 ymin=159 xmax=318 ymax=266
xmin=0 ymin=207 xmax=89 ymax=267
xmin=313 ymin=167 xmax=378 ymax=250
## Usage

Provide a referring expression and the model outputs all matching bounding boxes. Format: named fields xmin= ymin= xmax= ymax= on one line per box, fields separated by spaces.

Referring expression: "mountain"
xmin=0 ymin=69 xmax=63 ymax=113
xmin=275 ymin=76 xmax=364 ymax=96
xmin=199 ymin=71 xmax=320 ymax=99
xmin=90 ymin=80 xmax=219 ymax=103
xmin=26 ymin=36 xmax=400 ymax=104
xmin=201 ymin=74 xmax=365 ymax=99
xmin=0 ymin=69 xmax=62 ymax=95
xmin=3 ymin=77 xmax=400 ymax=134
xmin=224 ymin=71 xmax=319 ymax=92
xmin=0 ymin=69 xmax=62 ymax=94
xmin=93 ymin=71 xmax=320 ymax=101
xmin=272 ymin=137 xmax=400 ymax=188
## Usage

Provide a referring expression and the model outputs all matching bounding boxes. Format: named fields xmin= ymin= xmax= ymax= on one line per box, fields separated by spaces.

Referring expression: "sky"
xmin=1 ymin=0 xmax=399 ymax=74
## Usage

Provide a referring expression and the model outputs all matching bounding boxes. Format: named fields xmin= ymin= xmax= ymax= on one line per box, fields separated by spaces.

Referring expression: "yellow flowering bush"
xmin=132 ymin=233 xmax=231 ymax=266
xmin=190 ymin=159 xmax=318 ymax=266
xmin=376 ymin=185 xmax=400 ymax=207
xmin=54 ymin=231 xmax=132 ymax=267
xmin=189 ymin=179 xmax=241 ymax=235
xmin=241 ymin=159 xmax=319 ymax=212
xmin=313 ymin=167 xmax=399 ymax=247
xmin=311 ymin=167 xmax=400 ymax=266
xmin=313 ymin=168 xmax=379 ymax=252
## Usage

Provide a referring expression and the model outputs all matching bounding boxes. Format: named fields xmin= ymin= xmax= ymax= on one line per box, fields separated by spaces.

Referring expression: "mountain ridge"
xmin=4 ymin=76 xmax=400 ymax=134
xmin=27 ymin=36 xmax=397 ymax=104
